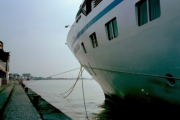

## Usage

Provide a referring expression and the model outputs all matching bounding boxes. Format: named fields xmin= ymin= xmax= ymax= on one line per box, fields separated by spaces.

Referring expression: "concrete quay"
xmin=0 ymin=84 xmax=11 ymax=93
xmin=0 ymin=81 xmax=72 ymax=120
xmin=0 ymin=83 xmax=14 ymax=118
xmin=0 ymin=82 xmax=42 ymax=120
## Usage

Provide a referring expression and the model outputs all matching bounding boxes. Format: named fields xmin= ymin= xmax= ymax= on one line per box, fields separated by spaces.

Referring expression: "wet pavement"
xmin=0 ymin=83 xmax=14 ymax=119
xmin=0 ymin=84 xmax=11 ymax=93
xmin=0 ymin=82 xmax=42 ymax=120
xmin=3 ymin=84 xmax=41 ymax=120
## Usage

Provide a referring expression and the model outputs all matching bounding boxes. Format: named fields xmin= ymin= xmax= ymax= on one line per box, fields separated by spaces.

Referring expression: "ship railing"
xmin=94 ymin=0 xmax=102 ymax=8
xmin=81 ymin=0 xmax=103 ymax=16
xmin=81 ymin=9 xmax=87 ymax=16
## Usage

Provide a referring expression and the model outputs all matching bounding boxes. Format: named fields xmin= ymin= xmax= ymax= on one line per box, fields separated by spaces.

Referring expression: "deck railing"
xmin=94 ymin=0 xmax=102 ymax=8
xmin=81 ymin=9 xmax=87 ymax=16
xmin=81 ymin=0 xmax=103 ymax=16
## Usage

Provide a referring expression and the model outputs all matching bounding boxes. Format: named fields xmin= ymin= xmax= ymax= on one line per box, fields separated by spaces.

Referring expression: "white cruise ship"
xmin=66 ymin=0 xmax=180 ymax=105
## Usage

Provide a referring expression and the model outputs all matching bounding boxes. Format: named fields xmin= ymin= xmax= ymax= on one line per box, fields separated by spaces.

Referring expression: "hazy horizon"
xmin=0 ymin=0 xmax=91 ymax=78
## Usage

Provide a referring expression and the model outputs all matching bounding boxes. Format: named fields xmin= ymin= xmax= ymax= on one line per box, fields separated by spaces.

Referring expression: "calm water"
xmin=24 ymin=80 xmax=105 ymax=120
xmin=24 ymin=80 xmax=180 ymax=120
xmin=24 ymin=79 xmax=180 ymax=120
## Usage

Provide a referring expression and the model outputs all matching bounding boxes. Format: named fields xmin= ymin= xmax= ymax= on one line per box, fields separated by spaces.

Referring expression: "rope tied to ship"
xmin=61 ymin=66 xmax=84 ymax=98
xmin=46 ymin=67 xmax=81 ymax=78
xmin=26 ymin=66 xmax=89 ymax=120
xmin=59 ymin=65 xmax=89 ymax=120
xmin=81 ymin=69 xmax=89 ymax=120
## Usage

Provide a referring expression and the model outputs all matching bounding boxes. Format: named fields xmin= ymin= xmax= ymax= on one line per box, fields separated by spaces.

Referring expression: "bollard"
xmin=25 ymin=87 xmax=28 ymax=92
xmin=33 ymin=95 xmax=40 ymax=105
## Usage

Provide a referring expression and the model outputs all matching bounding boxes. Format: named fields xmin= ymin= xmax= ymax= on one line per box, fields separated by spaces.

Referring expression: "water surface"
xmin=24 ymin=80 xmax=105 ymax=120
xmin=24 ymin=79 xmax=180 ymax=120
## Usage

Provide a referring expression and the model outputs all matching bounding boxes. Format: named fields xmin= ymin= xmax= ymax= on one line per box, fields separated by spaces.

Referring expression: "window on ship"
xmin=105 ymin=18 xmax=119 ymax=41
xmin=149 ymin=0 xmax=161 ymax=21
xmin=136 ymin=0 xmax=161 ymax=26
xmin=81 ymin=42 xmax=87 ymax=53
xmin=90 ymin=32 xmax=98 ymax=48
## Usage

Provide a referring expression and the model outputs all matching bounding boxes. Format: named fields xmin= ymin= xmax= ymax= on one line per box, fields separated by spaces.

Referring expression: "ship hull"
xmin=67 ymin=0 xmax=180 ymax=105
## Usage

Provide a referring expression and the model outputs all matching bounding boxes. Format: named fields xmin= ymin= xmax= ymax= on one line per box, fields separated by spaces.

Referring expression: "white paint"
xmin=67 ymin=0 xmax=180 ymax=105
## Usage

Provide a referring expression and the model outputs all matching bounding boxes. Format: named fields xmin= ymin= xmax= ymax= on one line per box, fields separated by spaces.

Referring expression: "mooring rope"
xmin=62 ymin=67 xmax=84 ymax=98
xmin=81 ymin=72 xmax=89 ymax=120
xmin=58 ymin=66 xmax=89 ymax=119
xmin=23 ymin=66 xmax=89 ymax=119
xmin=60 ymin=67 xmax=82 ymax=95
xmin=46 ymin=67 xmax=81 ymax=78
xmin=63 ymin=68 xmax=84 ymax=98
xmin=24 ymin=67 xmax=81 ymax=86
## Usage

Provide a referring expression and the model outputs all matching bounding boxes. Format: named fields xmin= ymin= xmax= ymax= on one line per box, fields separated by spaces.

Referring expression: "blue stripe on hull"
xmin=71 ymin=0 xmax=123 ymax=47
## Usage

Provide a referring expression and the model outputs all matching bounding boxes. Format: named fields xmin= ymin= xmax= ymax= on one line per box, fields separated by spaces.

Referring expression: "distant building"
xmin=30 ymin=76 xmax=34 ymax=79
xmin=14 ymin=74 xmax=22 ymax=79
xmin=9 ymin=73 xmax=22 ymax=80
xmin=0 ymin=41 xmax=10 ymax=85
xmin=36 ymin=77 xmax=44 ymax=80
xmin=22 ymin=73 xmax=31 ymax=78
xmin=9 ymin=73 xmax=13 ymax=78
xmin=13 ymin=74 xmax=19 ymax=78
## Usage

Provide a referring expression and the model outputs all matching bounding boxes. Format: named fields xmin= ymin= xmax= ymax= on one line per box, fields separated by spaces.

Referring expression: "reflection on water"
xmin=24 ymin=80 xmax=180 ymax=120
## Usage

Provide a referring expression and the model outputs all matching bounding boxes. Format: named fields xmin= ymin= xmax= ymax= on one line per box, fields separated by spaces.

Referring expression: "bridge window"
xmin=90 ymin=32 xmax=98 ymax=48
xmin=105 ymin=18 xmax=119 ymax=41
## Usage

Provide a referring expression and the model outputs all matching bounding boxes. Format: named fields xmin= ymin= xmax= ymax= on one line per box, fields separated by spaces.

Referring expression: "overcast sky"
xmin=0 ymin=0 xmax=91 ymax=78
